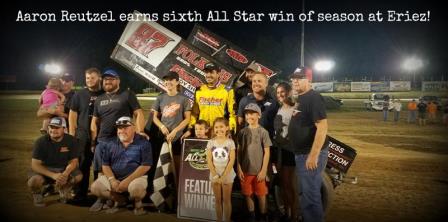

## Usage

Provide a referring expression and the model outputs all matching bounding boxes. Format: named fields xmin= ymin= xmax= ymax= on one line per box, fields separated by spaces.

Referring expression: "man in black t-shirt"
xmin=90 ymin=69 xmax=147 ymax=210
xmin=27 ymin=117 xmax=82 ymax=207
xmin=288 ymin=68 xmax=328 ymax=222
xmin=68 ymin=67 xmax=104 ymax=203
xmin=61 ymin=73 xmax=75 ymax=127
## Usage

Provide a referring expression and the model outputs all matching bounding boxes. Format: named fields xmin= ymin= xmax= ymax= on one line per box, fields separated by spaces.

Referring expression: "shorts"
xmin=27 ymin=167 xmax=82 ymax=184
xmin=240 ymin=174 xmax=268 ymax=196
xmin=209 ymin=169 xmax=236 ymax=184
xmin=281 ymin=149 xmax=296 ymax=167
xmin=418 ymin=112 xmax=426 ymax=119
xmin=95 ymin=175 xmax=148 ymax=192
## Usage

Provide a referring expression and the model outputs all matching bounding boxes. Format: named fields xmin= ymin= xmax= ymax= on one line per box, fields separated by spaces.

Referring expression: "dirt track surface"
xmin=0 ymin=97 xmax=447 ymax=222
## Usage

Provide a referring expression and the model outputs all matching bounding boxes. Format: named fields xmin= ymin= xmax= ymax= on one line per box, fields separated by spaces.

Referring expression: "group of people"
xmin=383 ymin=98 xmax=444 ymax=126
xmin=28 ymin=63 xmax=330 ymax=222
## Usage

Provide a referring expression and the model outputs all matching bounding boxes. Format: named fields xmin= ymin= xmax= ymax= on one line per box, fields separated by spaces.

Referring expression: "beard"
xmin=118 ymin=134 xmax=129 ymax=142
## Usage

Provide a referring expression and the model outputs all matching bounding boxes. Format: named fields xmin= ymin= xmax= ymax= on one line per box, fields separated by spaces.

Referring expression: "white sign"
xmin=312 ymin=82 xmax=334 ymax=92
xmin=390 ymin=81 xmax=411 ymax=91
xmin=116 ymin=11 xmax=182 ymax=68
xmin=351 ymin=82 xmax=371 ymax=92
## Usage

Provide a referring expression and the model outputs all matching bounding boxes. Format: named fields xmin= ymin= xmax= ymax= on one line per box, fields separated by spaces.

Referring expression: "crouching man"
xmin=90 ymin=116 xmax=152 ymax=215
xmin=27 ymin=117 xmax=82 ymax=207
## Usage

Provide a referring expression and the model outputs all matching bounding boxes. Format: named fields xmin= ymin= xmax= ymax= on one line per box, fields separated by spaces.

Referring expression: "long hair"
xmin=276 ymin=82 xmax=295 ymax=106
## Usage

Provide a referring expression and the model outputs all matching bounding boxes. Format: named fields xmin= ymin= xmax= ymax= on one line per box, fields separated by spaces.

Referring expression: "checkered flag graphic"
xmin=150 ymin=142 xmax=177 ymax=210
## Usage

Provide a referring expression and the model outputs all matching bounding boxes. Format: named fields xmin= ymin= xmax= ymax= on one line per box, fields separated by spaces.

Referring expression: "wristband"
xmin=212 ymin=175 xmax=219 ymax=180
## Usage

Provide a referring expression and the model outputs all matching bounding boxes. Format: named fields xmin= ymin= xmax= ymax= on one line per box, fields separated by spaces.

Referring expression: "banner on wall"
xmin=350 ymin=82 xmax=371 ymax=92
xmin=422 ymin=81 xmax=448 ymax=92
xmin=312 ymin=82 xmax=334 ymax=92
xmin=389 ymin=81 xmax=411 ymax=91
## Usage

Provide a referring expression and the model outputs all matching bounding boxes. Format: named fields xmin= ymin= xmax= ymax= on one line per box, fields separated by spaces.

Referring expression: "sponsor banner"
xmin=389 ymin=81 xmax=411 ymax=91
xmin=370 ymin=82 xmax=390 ymax=92
xmin=187 ymin=24 xmax=280 ymax=78
xmin=422 ymin=81 xmax=448 ymax=92
xmin=326 ymin=136 xmax=357 ymax=173
xmin=155 ymin=41 xmax=240 ymax=100
xmin=351 ymin=82 xmax=371 ymax=92
xmin=178 ymin=139 xmax=216 ymax=221
xmin=312 ymin=82 xmax=334 ymax=92
xmin=116 ymin=11 xmax=182 ymax=68
xmin=333 ymin=82 xmax=351 ymax=92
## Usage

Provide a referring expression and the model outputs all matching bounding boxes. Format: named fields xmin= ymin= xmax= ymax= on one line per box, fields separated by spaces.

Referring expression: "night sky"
xmin=1 ymin=0 xmax=447 ymax=90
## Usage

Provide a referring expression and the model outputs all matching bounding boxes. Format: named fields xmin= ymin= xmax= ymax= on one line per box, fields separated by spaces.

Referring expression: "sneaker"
xmin=133 ymin=207 xmax=147 ymax=216
xmin=33 ymin=194 xmax=45 ymax=207
xmin=58 ymin=187 xmax=72 ymax=203
xmin=89 ymin=198 xmax=105 ymax=212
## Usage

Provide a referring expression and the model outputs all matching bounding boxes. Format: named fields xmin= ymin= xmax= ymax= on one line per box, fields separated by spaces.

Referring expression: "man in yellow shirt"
xmin=183 ymin=63 xmax=237 ymax=138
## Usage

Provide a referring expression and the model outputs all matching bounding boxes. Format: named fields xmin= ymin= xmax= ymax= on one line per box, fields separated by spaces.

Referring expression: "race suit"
xmin=190 ymin=84 xmax=236 ymax=131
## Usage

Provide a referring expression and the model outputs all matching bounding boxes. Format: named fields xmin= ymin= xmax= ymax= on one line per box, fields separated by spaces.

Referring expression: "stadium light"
xmin=402 ymin=57 xmax=423 ymax=85
xmin=314 ymin=60 xmax=335 ymax=72
xmin=44 ymin=63 xmax=63 ymax=75
xmin=402 ymin=57 xmax=423 ymax=72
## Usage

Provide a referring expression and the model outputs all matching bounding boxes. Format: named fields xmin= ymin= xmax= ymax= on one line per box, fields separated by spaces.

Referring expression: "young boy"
xmin=194 ymin=119 xmax=210 ymax=139
xmin=237 ymin=103 xmax=272 ymax=222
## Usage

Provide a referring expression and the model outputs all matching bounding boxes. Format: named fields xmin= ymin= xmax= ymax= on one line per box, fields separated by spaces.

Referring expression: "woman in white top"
xmin=273 ymin=82 xmax=298 ymax=221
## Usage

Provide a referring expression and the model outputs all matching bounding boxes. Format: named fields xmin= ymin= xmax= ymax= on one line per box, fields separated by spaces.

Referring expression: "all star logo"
xmin=125 ymin=23 xmax=174 ymax=57
xmin=225 ymin=48 xmax=248 ymax=64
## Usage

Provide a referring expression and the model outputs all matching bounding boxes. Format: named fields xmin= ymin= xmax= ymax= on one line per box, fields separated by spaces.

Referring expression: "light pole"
xmin=402 ymin=57 xmax=423 ymax=89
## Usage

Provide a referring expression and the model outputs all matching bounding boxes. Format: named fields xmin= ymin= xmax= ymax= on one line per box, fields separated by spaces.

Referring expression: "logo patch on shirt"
xmin=60 ymin=147 xmax=69 ymax=152
xmin=162 ymin=103 xmax=181 ymax=118
xmin=199 ymin=97 xmax=223 ymax=106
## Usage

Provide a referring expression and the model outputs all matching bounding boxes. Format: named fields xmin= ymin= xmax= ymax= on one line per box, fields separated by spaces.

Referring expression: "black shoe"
xmin=67 ymin=195 xmax=95 ymax=206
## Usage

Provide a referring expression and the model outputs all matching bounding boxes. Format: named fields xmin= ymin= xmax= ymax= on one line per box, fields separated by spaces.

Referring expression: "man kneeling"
xmin=90 ymin=116 xmax=152 ymax=215
xmin=28 ymin=117 xmax=82 ymax=207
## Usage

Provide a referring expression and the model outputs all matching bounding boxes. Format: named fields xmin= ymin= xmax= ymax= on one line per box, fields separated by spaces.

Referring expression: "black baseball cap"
xmin=61 ymin=73 xmax=74 ymax=82
xmin=203 ymin=63 xmax=219 ymax=73
xmin=162 ymin=71 xmax=179 ymax=81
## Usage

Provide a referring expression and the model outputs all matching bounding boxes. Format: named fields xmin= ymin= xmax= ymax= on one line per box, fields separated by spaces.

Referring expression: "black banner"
xmin=187 ymin=24 xmax=280 ymax=78
xmin=326 ymin=136 xmax=357 ymax=173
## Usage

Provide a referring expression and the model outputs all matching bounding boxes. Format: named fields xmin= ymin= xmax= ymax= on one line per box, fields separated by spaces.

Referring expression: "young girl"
xmin=206 ymin=117 xmax=236 ymax=222
xmin=38 ymin=78 xmax=66 ymax=133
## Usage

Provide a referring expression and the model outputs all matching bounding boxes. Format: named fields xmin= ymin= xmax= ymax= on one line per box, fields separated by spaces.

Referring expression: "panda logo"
xmin=212 ymin=146 xmax=229 ymax=164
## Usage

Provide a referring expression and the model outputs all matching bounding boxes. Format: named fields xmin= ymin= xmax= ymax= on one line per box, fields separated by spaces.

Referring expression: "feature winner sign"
xmin=178 ymin=139 xmax=215 ymax=221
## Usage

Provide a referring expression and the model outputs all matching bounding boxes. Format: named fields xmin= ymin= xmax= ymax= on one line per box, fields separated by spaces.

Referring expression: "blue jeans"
xmin=408 ymin=110 xmax=416 ymax=123
xmin=394 ymin=111 xmax=400 ymax=122
xmin=295 ymin=148 xmax=328 ymax=222
xmin=383 ymin=110 xmax=388 ymax=121
xmin=93 ymin=139 xmax=109 ymax=172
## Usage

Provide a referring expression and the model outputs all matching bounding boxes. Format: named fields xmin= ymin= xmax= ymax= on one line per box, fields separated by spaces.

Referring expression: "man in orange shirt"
xmin=407 ymin=99 xmax=417 ymax=123
xmin=427 ymin=101 xmax=438 ymax=124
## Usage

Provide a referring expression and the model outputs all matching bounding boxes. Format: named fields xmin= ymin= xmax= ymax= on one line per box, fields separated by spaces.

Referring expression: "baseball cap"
xmin=245 ymin=63 xmax=261 ymax=72
xmin=103 ymin=69 xmax=119 ymax=78
xmin=49 ymin=117 xmax=67 ymax=128
xmin=244 ymin=103 xmax=261 ymax=115
xmin=115 ymin=116 xmax=133 ymax=126
xmin=162 ymin=71 xmax=179 ymax=81
xmin=290 ymin=67 xmax=312 ymax=81
xmin=61 ymin=73 xmax=74 ymax=82
xmin=203 ymin=63 xmax=219 ymax=73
